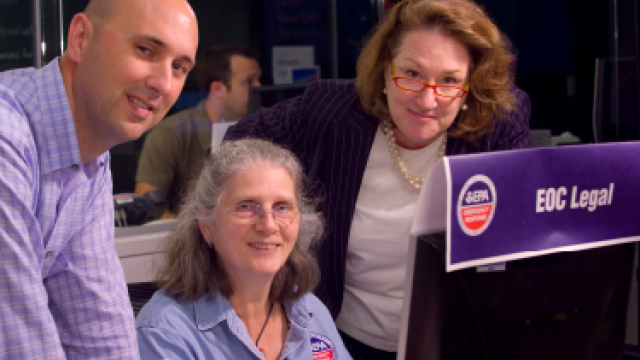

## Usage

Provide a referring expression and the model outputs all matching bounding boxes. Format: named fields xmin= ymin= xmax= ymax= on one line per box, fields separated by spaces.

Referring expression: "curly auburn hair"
xmin=356 ymin=0 xmax=515 ymax=143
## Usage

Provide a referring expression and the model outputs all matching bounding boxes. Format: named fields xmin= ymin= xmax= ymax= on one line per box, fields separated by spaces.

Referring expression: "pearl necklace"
xmin=382 ymin=120 xmax=447 ymax=190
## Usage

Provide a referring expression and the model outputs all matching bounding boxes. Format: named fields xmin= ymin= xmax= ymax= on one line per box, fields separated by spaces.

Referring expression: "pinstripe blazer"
xmin=224 ymin=79 xmax=534 ymax=317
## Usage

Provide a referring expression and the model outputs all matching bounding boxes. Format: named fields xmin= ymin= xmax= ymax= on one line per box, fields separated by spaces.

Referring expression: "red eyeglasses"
xmin=390 ymin=62 xmax=469 ymax=98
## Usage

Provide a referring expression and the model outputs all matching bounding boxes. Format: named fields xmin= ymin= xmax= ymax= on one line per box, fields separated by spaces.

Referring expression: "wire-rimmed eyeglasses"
xmin=390 ymin=62 xmax=469 ymax=98
xmin=226 ymin=202 xmax=298 ymax=226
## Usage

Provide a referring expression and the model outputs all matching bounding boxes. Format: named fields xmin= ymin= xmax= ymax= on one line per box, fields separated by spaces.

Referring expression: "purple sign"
xmin=419 ymin=142 xmax=640 ymax=271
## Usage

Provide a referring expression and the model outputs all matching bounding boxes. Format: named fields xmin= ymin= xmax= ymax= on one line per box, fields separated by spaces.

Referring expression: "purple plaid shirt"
xmin=0 ymin=59 xmax=138 ymax=359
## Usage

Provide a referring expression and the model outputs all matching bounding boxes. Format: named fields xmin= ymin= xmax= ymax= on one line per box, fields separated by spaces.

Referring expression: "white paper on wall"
xmin=272 ymin=46 xmax=314 ymax=84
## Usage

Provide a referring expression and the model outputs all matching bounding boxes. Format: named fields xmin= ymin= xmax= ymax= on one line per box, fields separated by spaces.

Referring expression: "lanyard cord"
xmin=255 ymin=301 xmax=275 ymax=353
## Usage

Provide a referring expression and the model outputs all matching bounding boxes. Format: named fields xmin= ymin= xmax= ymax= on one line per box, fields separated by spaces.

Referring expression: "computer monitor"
xmin=592 ymin=57 xmax=639 ymax=143
xmin=246 ymin=83 xmax=309 ymax=115
xmin=398 ymin=231 xmax=635 ymax=360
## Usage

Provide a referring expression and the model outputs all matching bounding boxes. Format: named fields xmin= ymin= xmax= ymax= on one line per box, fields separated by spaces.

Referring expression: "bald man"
xmin=0 ymin=0 xmax=198 ymax=358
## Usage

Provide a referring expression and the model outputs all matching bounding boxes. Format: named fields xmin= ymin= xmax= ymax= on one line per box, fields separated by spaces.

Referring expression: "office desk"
xmin=114 ymin=220 xmax=175 ymax=284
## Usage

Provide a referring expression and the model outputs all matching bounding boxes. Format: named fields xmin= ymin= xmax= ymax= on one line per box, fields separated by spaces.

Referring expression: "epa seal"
xmin=457 ymin=175 xmax=497 ymax=236
xmin=310 ymin=333 xmax=335 ymax=360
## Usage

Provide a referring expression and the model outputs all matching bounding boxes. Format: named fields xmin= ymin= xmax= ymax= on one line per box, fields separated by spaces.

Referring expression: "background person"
xmin=0 ymin=0 xmax=198 ymax=358
xmin=224 ymin=0 xmax=534 ymax=358
xmin=135 ymin=45 xmax=261 ymax=218
xmin=136 ymin=139 xmax=352 ymax=360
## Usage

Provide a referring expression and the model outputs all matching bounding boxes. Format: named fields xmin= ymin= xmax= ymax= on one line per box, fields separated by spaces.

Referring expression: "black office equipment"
xmin=592 ymin=58 xmax=639 ymax=143
xmin=399 ymin=231 xmax=634 ymax=360
xmin=113 ymin=189 xmax=167 ymax=227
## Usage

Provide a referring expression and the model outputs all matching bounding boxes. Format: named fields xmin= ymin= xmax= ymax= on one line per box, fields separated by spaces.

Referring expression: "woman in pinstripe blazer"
xmin=225 ymin=0 xmax=534 ymax=358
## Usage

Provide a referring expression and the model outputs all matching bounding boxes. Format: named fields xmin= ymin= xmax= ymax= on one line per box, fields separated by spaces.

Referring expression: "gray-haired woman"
xmin=136 ymin=139 xmax=352 ymax=360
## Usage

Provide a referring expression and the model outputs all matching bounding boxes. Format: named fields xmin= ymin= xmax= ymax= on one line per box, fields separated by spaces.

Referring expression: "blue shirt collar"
xmin=194 ymin=291 xmax=314 ymax=331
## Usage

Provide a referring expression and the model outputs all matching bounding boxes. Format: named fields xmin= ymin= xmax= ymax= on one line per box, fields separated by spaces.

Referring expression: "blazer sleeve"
xmin=489 ymin=88 xmax=535 ymax=151
xmin=224 ymin=93 xmax=310 ymax=153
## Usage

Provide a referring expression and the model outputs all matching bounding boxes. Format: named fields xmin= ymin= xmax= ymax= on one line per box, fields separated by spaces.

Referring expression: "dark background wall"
xmin=54 ymin=0 xmax=635 ymax=144
xmin=23 ymin=0 xmax=639 ymax=192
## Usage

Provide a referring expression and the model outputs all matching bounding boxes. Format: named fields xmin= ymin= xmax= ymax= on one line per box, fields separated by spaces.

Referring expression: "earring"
xmin=461 ymin=103 xmax=468 ymax=111
xmin=207 ymin=242 xmax=213 ymax=249
xmin=383 ymin=88 xmax=387 ymax=94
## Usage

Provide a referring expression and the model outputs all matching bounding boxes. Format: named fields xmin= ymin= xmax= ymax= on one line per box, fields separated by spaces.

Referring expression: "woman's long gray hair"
xmin=155 ymin=139 xmax=323 ymax=302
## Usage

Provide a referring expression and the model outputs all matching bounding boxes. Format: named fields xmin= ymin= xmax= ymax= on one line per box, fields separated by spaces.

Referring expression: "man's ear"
xmin=209 ymin=81 xmax=228 ymax=99
xmin=65 ymin=13 xmax=94 ymax=63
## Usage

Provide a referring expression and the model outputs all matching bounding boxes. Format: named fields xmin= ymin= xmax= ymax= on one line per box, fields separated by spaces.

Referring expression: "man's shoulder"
xmin=0 ymin=76 xmax=37 ymax=145
xmin=0 ymin=63 xmax=65 ymax=139
xmin=153 ymin=112 xmax=182 ymax=130
xmin=0 ymin=67 xmax=37 ymax=107
xmin=0 ymin=67 xmax=39 ymax=106
xmin=0 ymin=66 xmax=38 ymax=83
xmin=0 ymin=87 xmax=29 ymax=121
xmin=143 ymin=111 xmax=187 ymax=141
xmin=151 ymin=105 xmax=209 ymax=133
